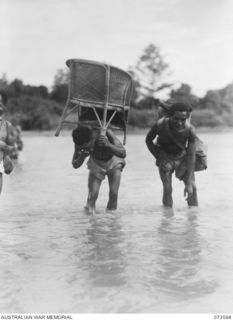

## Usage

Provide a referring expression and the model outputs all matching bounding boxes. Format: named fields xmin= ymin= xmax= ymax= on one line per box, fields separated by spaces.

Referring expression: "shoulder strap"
xmin=157 ymin=117 xmax=165 ymax=134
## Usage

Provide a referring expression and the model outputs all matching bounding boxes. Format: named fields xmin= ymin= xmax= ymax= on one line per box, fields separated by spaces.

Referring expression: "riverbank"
xmin=21 ymin=125 xmax=233 ymax=137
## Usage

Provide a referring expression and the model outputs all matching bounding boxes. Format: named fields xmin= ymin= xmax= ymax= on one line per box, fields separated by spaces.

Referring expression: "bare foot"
xmin=84 ymin=205 xmax=95 ymax=215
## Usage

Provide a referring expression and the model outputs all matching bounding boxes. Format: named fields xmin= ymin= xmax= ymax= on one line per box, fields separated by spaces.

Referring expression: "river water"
xmin=0 ymin=131 xmax=233 ymax=313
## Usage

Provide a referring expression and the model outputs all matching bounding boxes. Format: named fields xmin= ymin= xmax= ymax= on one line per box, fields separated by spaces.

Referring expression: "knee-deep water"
xmin=0 ymin=131 xmax=233 ymax=313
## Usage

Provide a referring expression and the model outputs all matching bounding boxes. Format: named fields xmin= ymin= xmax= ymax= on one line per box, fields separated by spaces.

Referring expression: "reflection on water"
xmin=155 ymin=208 xmax=217 ymax=299
xmin=85 ymin=214 xmax=126 ymax=287
xmin=1 ymin=132 xmax=233 ymax=312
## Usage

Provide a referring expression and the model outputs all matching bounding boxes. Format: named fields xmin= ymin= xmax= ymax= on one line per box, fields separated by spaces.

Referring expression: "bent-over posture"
xmin=72 ymin=126 xmax=126 ymax=213
xmin=0 ymin=90 xmax=15 ymax=195
xmin=145 ymin=102 xmax=198 ymax=207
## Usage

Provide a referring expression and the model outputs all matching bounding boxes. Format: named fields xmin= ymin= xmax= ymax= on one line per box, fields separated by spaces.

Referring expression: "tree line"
xmin=1 ymin=44 xmax=233 ymax=130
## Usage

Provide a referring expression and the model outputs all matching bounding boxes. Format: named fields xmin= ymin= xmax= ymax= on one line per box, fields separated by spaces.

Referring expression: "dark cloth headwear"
xmin=72 ymin=126 xmax=92 ymax=145
xmin=169 ymin=102 xmax=192 ymax=115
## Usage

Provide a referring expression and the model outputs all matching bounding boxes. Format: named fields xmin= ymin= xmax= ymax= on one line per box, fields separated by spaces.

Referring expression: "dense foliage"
xmin=1 ymin=44 xmax=233 ymax=130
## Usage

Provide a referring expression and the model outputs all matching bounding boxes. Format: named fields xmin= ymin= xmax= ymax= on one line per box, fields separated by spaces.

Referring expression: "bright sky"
xmin=1 ymin=0 xmax=233 ymax=97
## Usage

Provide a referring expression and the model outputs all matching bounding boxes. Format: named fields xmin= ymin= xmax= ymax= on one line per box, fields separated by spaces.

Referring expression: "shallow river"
xmin=0 ymin=131 xmax=233 ymax=313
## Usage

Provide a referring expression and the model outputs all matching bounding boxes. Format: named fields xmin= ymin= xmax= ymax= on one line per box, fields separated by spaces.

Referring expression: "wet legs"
xmin=85 ymin=168 xmax=122 ymax=212
xmin=159 ymin=168 xmax=173 ymax=207
xmin=86 ymin=173 xmax=102 ymax=213
xmin=107 ymin=168 xmax=122 ymax=210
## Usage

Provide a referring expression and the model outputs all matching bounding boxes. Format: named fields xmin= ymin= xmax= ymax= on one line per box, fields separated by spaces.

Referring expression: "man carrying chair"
xmin=72 ymin=126 xmax=126 ymax=214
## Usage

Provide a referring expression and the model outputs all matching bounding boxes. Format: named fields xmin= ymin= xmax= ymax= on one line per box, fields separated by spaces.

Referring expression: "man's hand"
xmin=184 ymin=183 xmax=193 ymax=201
xmin=72 ymin=144 xmax=90 ymax=169
xmin=96 ymin=135 xmax=110 ymax=148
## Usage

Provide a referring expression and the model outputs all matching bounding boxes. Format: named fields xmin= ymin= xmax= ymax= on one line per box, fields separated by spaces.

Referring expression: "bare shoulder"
xmin=113 ymin=135 xmax=124 ymax=148
xmin=106 ymin=129 xmax=123 ymax=145
xmin=186 ymin=123 xmax=197 ymax=142
xmin=189 ymin=124 xmax=197 ymax=136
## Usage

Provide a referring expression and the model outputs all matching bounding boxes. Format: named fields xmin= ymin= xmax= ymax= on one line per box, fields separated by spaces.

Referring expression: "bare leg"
xmin=183 ymin=172 xmax=198 ymax=206
xmin=86 ymin=173 xmax=102 ymax=213
xmin=159 ymin=168 xmax=173 ymax=207
xmin=106 ymin=168 xmax=122 ymax=210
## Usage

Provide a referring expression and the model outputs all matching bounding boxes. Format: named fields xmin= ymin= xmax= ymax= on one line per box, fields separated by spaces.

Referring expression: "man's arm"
xmin=0 ymin=122 xmax=15 ymax=153
xmin=184 ymin=127 xmax=196 ymax=197
xmin=145 ymin=123 xmax=160 ymax=158
xmin=97 ymin=129 xmax=126 ymax=158
xmin=72 ymin=144 xmax=89 ymax=169
xmin=6 ymin=122 xmax=16 ymax=146
xmin=186 ymin=140 xmax=196 ymax=179
xmin=186 ymin=127 xmax=196 ymax=181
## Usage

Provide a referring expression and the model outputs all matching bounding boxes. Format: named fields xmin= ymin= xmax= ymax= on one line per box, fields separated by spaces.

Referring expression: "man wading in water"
xmin=0 ymin=90 xmax=15 ymax=195
xmin=145 ymin=102 xmax=198 ymax=207
xmin=72 ymin=126 xmax=126 ymax=214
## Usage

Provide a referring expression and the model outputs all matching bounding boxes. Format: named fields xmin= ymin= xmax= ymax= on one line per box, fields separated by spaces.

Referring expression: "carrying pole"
xmin=101 ymin=65 xmax=110 ymax=135
xmin=55 ymin=68 xmax=72 ymax=136
xmin=55 ymin=100 xmax=69 ymax=136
